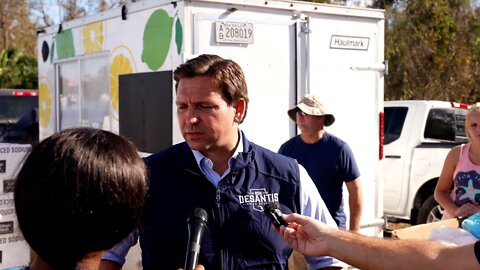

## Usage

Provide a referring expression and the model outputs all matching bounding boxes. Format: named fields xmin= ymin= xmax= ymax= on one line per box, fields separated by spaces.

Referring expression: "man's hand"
xmin=277 ymin=213 xmax=334 ymax=257
xmin=455 ymin=203 xmax=478 ymax=218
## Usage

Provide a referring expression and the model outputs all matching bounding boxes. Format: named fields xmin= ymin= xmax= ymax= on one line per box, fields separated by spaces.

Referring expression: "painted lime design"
xmin=82 ymin=21 xmax=104 ymax=54
xmin=39 ymin=81 xmax=53 ymax=129
xmin=110 ymin=54 xmax=133 ymax=112
xmin=56 ymin=29 xmax=75 ymax=59
xmin=175 ymin=17 xmax=183 ymax=55
xmin=50 ymin=41 xmax=55 ymax=63
xmin=142 ymin=9 xmax=173 ymax=70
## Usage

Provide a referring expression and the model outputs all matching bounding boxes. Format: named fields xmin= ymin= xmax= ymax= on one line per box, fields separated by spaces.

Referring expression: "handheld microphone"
xmin=184 ymin=207 xmax=208 ymax=270
xmin=264 ymin=202 xmax=288 ymax=228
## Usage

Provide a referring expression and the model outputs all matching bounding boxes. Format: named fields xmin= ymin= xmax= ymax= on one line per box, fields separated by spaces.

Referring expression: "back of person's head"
xmin=466 ymin=103 xmax=480 ymax=139
xmin=173 ymin=54 xmax=249 ymax=122
xmin=14 ymin=128 xmax=147 ymax=269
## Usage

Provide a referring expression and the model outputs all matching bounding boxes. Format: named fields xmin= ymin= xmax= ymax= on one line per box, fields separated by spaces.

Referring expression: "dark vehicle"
xmin=0 ymin=89 xmax=39 ymax=144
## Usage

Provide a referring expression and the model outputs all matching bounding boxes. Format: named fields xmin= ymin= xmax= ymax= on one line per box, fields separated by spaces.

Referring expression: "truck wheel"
xmin=416 ymin=195 xmax=444 ymax=224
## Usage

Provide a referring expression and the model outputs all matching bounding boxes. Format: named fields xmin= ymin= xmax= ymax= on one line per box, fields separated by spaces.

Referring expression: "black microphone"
xmin=184 ymin=207 xmax=208 ymax=270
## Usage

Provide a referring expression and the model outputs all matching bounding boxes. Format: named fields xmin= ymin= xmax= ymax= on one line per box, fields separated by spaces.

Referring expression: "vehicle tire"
xmin=416 ymin=195 xmax=444 ymax=224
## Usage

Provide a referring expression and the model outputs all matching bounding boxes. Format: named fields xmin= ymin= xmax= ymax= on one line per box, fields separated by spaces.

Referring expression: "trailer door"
xmin=192 ymin=13 xmax=297 ymax=152
xmin=306 ymin=13 xmax=385 ymax=234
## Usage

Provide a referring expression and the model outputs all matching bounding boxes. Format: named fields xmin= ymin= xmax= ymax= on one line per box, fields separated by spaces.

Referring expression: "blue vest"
xmin=140 ymin=135 xmax=301 ymax=269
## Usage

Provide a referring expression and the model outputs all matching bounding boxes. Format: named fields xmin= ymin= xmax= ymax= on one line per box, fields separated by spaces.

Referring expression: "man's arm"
xmin=324 ymin=228 xmax=477 ymax=270
xmin=100 ymin=229 xmax=139 ymax=269
xmin=345 ymin=178 xmax=362 ymax=232
xmin=278 ymin=213 xmax=479 ymax=270
xmin=297 ymin=165 xmax=343 ymax=269
xmin=99 ymin=260 xmax=122 ymax=270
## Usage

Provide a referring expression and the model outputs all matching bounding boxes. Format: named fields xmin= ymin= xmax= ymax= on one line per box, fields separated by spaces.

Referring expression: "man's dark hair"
xmin=14 ymin=128 xmax=147 ymax=269
xmin=173 ymin=54 xmax=249 ymax=122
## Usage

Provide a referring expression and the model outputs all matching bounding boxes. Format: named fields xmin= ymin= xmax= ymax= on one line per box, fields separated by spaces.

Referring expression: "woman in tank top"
xmin=435 ymin=103 xmax=480 ymax=219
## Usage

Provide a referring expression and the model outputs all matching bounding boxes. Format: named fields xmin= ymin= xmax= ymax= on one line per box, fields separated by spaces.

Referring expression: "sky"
xmin=347 ymin=0 xmax=373 ymax=7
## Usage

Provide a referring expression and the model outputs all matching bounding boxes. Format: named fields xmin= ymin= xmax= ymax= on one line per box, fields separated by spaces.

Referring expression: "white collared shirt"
xmin=191 ymin=131 xmax=244 ymax=188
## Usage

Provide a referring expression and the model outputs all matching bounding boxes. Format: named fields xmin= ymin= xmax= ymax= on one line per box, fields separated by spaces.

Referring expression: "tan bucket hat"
xmin=287 ymin=94 xmax=335 ymax=126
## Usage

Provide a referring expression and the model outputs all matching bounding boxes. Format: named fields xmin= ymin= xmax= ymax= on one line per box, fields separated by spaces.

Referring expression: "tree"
xmin=0 ymin=48 xmax=38 ymax=89
xmin=29 ymin=0 xmax=57 ymax=27
xmin=380 ymin=0 xmax=480 ymax=103
xmin=0 ymin=0 xmax=37 ymax=56
xmin=303 ymin=0 xmax=345 ymax=4
xmin=369 ymin=0 xmax=397 ymax=9
xmin=29 ymin=0 xmax=126 ymax=27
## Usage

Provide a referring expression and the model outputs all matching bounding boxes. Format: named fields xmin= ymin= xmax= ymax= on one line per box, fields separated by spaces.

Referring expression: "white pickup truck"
xmin=383 ymin=100 xmax=469 ymax=225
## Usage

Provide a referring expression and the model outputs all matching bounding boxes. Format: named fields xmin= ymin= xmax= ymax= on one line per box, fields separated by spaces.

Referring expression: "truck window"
xmin=424 ymin=108 xmax=456 ymax=141
xmin=454 ymin=109 xmax=468 ymax=142
xmin=384 ymin=106 xmax=408 ymax=144
xmin=0 ymin=96 xmax=37 ymax=122
xmin=0 ymin=91 xmax=39 ymax=144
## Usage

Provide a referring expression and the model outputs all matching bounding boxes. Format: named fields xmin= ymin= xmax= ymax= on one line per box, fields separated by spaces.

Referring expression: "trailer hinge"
xmin=300 ymin=20 xmax=310 ymax=33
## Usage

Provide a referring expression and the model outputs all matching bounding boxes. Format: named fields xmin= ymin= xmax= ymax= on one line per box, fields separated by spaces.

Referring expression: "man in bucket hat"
xmin=279 ymin=94 xmax=363 ymax=232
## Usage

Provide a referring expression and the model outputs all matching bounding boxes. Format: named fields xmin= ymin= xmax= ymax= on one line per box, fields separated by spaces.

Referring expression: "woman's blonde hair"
xmin=465 ymin=102 xmax=480 ymax=139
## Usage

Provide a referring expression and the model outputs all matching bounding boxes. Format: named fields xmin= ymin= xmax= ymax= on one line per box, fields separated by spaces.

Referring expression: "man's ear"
xmin=233 ymin=98 xmax=246 ymax=123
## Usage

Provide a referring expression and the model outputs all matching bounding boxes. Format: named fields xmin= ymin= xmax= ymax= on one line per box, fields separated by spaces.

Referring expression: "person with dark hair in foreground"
xmin=14 ymin=128 xmax=148 ymax=270
xmin=276 ymin=213 xmax=480 ymax=270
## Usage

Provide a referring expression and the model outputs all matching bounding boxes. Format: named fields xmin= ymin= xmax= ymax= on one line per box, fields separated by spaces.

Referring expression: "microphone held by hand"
xmin=184 ymin=207 xmax=208 ymax=270
xmin=264 ymin=202 xmax=288 ymax=228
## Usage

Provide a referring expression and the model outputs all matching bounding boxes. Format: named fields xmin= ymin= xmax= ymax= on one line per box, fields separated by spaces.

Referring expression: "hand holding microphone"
xmin=184 ymin=207 xmax=208 ymax=270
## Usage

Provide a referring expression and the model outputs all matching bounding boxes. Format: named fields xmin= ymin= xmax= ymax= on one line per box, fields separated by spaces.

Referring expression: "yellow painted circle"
xmin=109 ymin=46 xmax=136 ymax=120
xmin=39 ymin=78 xmax=53 ymax=129
xmin=82 ymin=21 xmax=104 ymax=54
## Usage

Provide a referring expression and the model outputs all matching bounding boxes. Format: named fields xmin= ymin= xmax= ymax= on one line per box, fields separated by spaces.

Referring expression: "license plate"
xmin=215 ymin=21 xmax=254 ymax=44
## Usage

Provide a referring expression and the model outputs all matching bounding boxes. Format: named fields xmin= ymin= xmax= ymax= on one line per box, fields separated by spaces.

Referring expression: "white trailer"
xmin=37 ymin=0 xmax=385 ymax=236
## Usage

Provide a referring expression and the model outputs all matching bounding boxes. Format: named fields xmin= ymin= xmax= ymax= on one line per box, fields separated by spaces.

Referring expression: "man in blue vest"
xmin=103 ymin=54 xmax=343 ymax=270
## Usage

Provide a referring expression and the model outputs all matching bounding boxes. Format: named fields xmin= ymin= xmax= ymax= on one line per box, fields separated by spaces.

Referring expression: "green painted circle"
xmin=142 ymin=9 xmax=174 ymax=70
xmin=175 ymin=17 xmax=183 ymax=55
xmin=56 ymin=30 xmax=75 ymax=59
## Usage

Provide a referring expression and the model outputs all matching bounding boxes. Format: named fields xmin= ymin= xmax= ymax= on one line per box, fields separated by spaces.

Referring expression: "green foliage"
xmin=0 ymin=48 xmax=38 ymax=89
xmin=384 ymin=0 xmax=480 ymax=103
xmin=0 ymin=0 xmax=37 ymax=56
xmin=369 ymin=0 xmax=397 ymax=9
